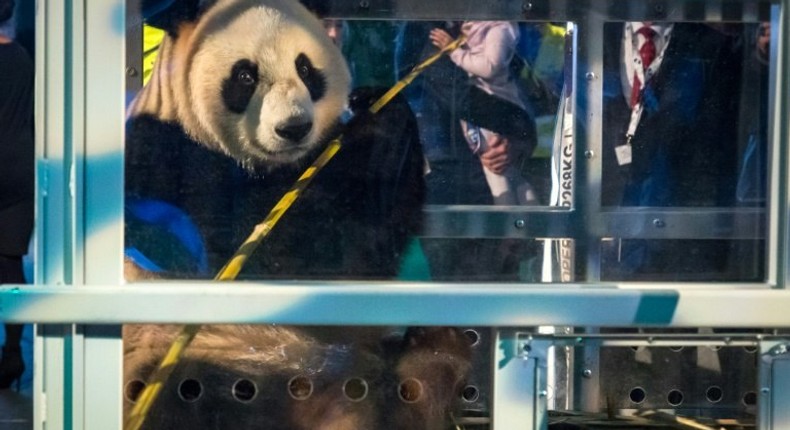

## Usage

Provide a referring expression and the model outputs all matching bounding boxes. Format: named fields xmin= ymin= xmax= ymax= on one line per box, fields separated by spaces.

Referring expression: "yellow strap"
xmin=369 ymin=35 xmax=466 ymax=114
xmin=215 ymin=139 xmax=341 ymax=280
xmin=125 ymin=325 xmax=201 ymax=430
xmin=125 ymin=35 xmax=465 ymax=430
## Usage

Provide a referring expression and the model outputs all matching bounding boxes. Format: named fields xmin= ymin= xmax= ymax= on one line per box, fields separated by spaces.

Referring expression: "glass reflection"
xmin=601 ymin=22 xmax=769 ymax=208
xmin=599 ymin=21 xmax=770 ymax=282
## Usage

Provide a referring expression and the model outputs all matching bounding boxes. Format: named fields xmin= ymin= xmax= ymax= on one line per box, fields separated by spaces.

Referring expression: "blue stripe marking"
xmin=634 ymin=291 xmax=679 ymax=324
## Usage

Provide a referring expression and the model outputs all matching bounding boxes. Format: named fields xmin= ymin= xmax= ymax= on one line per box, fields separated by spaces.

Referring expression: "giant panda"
xmin=123 ymin=0 xmax=472 ymax=428
xmin=125 ymin=0 xmax=425 ymax=280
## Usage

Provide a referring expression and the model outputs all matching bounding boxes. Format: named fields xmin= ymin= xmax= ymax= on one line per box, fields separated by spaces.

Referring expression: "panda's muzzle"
xmin=275 ymin=121 xmax=312 ymax=143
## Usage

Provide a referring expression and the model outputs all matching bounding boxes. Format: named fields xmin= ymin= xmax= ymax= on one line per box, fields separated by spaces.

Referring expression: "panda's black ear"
xmin=142 ymin=0 xmax=205 ymax=37
xmin=299 ymin=0 xmax=330 ymax=18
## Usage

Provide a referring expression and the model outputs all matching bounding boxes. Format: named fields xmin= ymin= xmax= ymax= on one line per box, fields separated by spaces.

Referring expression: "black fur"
xmin=297 ymin=0 xmax=329 ymax=17
xmin=141 ymin=0 xmax=200 ymax=36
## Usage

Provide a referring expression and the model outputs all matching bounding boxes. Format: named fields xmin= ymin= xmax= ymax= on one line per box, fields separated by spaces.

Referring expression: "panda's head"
xmin=132 ymin=0 xmax=351 ymax=168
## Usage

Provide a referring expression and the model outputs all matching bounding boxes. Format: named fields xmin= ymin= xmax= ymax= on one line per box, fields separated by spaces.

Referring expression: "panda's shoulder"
xmin=127 ymin=114 xmax=190 ymax=149
xmin=125 ymin=113 xmax=245 ymax=208
xmin=126 ymin=114 xmax=231 ymax=168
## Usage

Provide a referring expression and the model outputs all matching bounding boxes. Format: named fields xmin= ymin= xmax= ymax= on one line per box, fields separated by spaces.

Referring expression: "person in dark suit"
xmin=600 ymin=22 xmax=753 ymax=280
xmin=602 ymin=22 xmax=742 ymax=207
xmin=0 ymin=0 xmax=34 ymax=389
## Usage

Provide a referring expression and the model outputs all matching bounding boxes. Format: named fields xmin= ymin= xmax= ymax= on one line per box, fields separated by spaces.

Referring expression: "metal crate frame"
xmin=0 ymin=0 xmax=788 ymax=428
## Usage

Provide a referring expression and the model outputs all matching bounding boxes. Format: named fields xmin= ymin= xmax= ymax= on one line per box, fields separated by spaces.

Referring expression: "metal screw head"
xmin=582 ymin=369 xmax=593 ymax=378
xmin=126 ymin=67 xmax=138 ymax=77
xmin=359 ymin=0 xmax=370 ymax=8
xmin=522 ymin=2 xmax=533 ymax=12
xmin=585 ymin=72 xmax=597 ymax=81
xmin=652 ymin=218 xmax=666 ymax=228
xmin=515 ymin=219 xmax=526 ymax=229
xmin=538 ymin=390 xmax=548 ymax=397
xmin=761 ymin=387 xmax=771 ymax=394
xmin=584 ymin=150 xmax=594 ymax=159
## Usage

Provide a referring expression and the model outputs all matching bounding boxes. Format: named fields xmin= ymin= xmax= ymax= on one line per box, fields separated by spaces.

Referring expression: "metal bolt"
xmin=538 ymin=390 xmax=548 ymax=397
xmin=522 ymin=2 xmax=533 ymax=12
xmin=584 ymin=150 xmax=594 ymax=159
xmin=522 ymin=344 xmax=532 ymax=353
xmin=585 ymin=72 xmax=597 ymax=81
xmin=126 ymin=67 xmax=138 ymax=77
xmin=515 ymin=219 xmax=526 ymax=229
xmin=653 ymin=3 xmax=665 ymax=13
xmin=761 ymin=387 xmax=770 ymax=394
xmin=359 ymin=0 xmax=370 ymax=8
xmin=652 ymin=218 xmax=666 ymax=228
xmin=582 ymin=369 xmax=593 ymax=378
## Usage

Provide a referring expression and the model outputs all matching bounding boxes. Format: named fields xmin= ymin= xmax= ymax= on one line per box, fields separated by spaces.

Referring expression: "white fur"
xmin=129 ymin=0 xmax=351 ymax=167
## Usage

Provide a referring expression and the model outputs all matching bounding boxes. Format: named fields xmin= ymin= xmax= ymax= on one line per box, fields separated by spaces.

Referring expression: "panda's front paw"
xmin=393 ymin=327 xmax=472 ymax=428
xmin=344 ymin=86 xmax=415 ymax=150
xmin=348 ymin=86 xmax=388 ymax=114
xmin=402 ymin=327 xmax=473 ymax=359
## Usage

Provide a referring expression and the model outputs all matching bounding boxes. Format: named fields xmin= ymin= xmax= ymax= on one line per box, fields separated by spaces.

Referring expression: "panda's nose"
xmin=275 ymin=121 xmax=312 ymax=142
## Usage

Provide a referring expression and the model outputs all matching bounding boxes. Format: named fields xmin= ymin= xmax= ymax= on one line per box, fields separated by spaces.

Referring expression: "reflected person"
xmin=601 ymin=22 xmax=747 ymax=280
xmin=0 ymin=0 xmax=34 ymax=390
xmin=430 ymin=21 xmax=539 ymax=205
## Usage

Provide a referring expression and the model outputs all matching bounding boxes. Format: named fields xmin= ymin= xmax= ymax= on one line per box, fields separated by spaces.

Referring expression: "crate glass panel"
xmin=122 ymin=0 xmax=775 ymax=284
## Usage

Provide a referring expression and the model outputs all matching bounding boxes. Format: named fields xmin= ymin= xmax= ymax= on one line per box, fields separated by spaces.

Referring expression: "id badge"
xmin=615 ymin=144 xmax=632 ymax=166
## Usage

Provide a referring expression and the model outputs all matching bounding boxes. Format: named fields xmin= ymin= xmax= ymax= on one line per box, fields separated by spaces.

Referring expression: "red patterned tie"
xmin=630 ymin=26 xmax=657 ymax=107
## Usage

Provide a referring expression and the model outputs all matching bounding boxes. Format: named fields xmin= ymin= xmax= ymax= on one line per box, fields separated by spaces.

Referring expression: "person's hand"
xmin=479 ymin=134 xmax=512 ymax=174
xmin=429 ymin=28 xmax=454 ymax=50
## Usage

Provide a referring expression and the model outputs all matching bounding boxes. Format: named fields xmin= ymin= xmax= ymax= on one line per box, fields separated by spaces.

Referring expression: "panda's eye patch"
xmin=295 ymin=53 xmax=326 ymax=102
xmin=222 ymin=59 xmax=259 ymax=114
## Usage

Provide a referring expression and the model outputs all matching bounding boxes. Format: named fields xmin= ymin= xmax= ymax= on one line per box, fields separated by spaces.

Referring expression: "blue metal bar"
xmin=3 ymin=283 xmax=790 ymax=326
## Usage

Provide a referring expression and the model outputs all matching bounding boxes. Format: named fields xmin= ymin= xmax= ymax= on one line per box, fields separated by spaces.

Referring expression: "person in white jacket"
xmin=430 ymin=21 xmax=538 ymax=205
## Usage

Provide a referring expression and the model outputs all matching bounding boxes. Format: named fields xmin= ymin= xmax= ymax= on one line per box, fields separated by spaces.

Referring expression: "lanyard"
xmin=622 ymin=23 xmax=673 ymax=143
